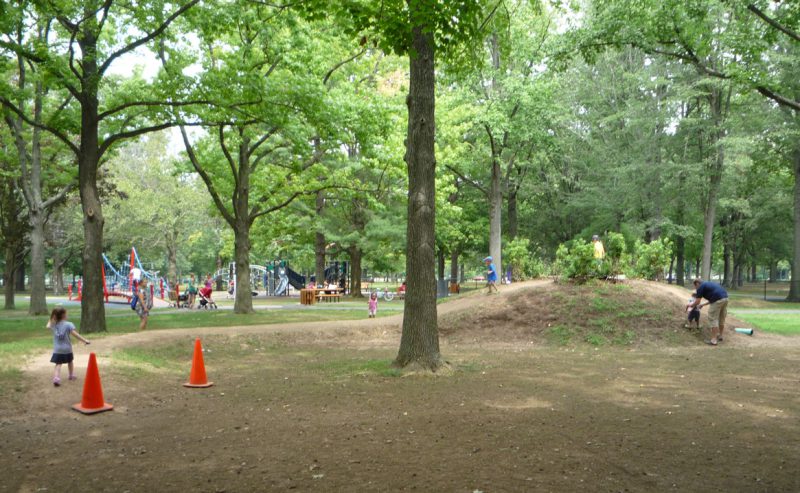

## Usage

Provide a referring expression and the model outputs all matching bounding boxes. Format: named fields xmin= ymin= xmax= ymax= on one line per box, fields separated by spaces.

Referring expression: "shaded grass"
xmin=0 ymin=306 xmax=390 ymax=368
xmin=729 ymin=313 xmax=800 ymax=335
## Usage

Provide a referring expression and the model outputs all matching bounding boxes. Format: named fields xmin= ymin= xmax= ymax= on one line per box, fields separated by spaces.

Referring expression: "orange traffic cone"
xmin=184 ymin=338 xmax=213 ymax=388
xmin=72 ymin=352 xmax=113 ymax=415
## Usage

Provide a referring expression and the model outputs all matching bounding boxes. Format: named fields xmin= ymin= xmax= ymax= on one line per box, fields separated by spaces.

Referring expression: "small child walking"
xmin=685 ymin=292 xmax=702 ymax=330
xmin=484 ymin=256 xmax=499 ymax=294
xmin=368 ymin=292 xmax=378 ymax=318
xmin=48 ymin=307 xmax=90 ymax=386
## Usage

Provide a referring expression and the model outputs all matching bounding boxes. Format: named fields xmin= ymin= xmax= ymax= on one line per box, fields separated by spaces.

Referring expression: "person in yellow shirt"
xmin=592 ymin=234 xmax=605 ymax=260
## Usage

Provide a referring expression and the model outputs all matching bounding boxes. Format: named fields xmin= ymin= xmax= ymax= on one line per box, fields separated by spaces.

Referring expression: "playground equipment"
xmin=70 ymin=247 xmax=171 ymax=304
xmin=217 ymin=261 xmax=310 ymax=297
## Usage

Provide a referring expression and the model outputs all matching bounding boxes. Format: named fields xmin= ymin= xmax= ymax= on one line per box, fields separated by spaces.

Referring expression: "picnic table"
xmin=472 ymin=276 xmax=485 ymax=289
xmin=315 ymin=288 xmax=344 ymax=303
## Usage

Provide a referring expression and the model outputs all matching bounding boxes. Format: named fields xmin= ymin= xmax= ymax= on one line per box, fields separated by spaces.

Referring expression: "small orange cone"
xmin=72 ymin=352 xmax=113 ymax=415
xmin=184 ymin=338 xmax=213 ymax=388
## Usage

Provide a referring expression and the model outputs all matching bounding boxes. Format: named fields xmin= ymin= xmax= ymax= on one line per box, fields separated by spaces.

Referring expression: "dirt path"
xmin=23 ymin=280 xmax=552 ymax=378
xmin=7 ymin=279 xmax=800 ymax=493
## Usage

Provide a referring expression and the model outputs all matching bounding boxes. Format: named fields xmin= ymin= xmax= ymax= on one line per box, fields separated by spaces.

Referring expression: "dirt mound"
xmin=440 ymin=280 xmax=713 ymax=347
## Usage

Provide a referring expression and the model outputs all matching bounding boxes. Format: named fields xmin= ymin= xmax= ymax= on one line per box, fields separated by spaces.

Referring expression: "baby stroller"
xmin=169 ymin=287 xmax=190 ymax=308
xmin=198 ymin=286 xmax=218 ymax=309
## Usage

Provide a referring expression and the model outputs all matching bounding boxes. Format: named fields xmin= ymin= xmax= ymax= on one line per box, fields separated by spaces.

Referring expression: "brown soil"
xmin=2 ymin=280 xmax=799 ymax=492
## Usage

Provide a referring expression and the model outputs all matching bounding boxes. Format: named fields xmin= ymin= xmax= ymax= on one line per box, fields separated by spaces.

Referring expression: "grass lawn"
xmin=0 ymin=302 xmax=399 ymax=374
xmin=729 ymin=313 xmax=800 ymax=335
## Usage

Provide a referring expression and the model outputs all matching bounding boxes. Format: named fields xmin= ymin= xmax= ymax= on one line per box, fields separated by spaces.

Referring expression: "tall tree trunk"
xmin=701 ymin=85 xmax=729 ymax=280
xmin=723 ymin=243 xmax=731 ymax=287
xmin=450 ymin=249 xmax=459 ymax=283
xmin=166 ymin=234 xmax=178 ymax=285
xmin=437 ymin=248 xmax=445 ymax=280
xmin=349 ymin=246 xmax=363 ymax=297
xmin=489 ymin=158 xmax=503 ymax=274
xmin=667 ymin=254 xmax=675 ymax=284
xmin=77 ymin=28 xmax=107 ymax=333
xmin=789 ymin=144 xmax=800 ymax=301
xmin=15 ymin=262 xmax=25 ymax=292
xmin=28 ymin=212 xmax=48 ymax=314
xmin=4 ymin=246 xmax=16 ymax=310
xmin=233 ymin=222 xmax=254 ymax=313
xmin=675 ymin=235 xmax=685 ymax=287
xmin=52 ymin=250 xmax=63 ymax=296
xmin=395 ymin=19 xmax=440 ymax=371
xmin=315 ymin=190 xmax=326 ymax=285
xmin=231 ymin=135 xmax=256 ymax=313
xmin=507 ymin=187 xmax=518 ymax=240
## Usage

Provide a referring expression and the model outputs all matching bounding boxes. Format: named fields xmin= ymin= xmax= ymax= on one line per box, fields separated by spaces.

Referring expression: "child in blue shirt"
xmin=484 ymin=256 xmax=498 ymax=294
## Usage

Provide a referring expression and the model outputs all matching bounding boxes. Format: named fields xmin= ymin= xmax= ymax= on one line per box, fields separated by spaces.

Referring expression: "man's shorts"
xmin=707 ymin=298 xmax=728 ymax=329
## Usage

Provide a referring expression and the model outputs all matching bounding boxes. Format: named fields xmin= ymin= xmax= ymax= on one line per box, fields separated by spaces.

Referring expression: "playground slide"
xmin=274 ymin=275 xmax=289 ymax=296
xmin=285 ymin=267 xmax=306 ymax=291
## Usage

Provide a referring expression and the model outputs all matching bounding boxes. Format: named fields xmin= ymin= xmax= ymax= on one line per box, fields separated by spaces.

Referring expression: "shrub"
xmin=505 ymin=238 xmax=546 ymax=280
xmin=555 ymin=239 xmax=608 ymax=281
xmin=633 ymin=238 xmax=672 ymax=280
xmin=604 ymin=232 xmax=627 ymax=276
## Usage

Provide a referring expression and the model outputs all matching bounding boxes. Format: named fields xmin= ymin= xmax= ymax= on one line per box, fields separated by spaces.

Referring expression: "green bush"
xmin=604 ymin=232 xmax=627 ymax=276
xmin=633 ymin=238 xmax=672 ymax=280
xmin=505 ymin=238 xmax=546 ymax=280
xmin=555 ymin=239 xmax=608 ymax=281
xmin=555 ymin=232 xmax=673 ymax=282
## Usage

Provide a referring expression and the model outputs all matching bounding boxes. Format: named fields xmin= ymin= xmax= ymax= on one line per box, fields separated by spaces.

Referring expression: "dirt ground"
xmin=2 ymin=280 xmax=799 ymax=492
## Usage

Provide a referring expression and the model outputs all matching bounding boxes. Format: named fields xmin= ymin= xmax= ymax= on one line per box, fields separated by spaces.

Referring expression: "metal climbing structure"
xmin=71 ymin=247 xmax=170 ymax=303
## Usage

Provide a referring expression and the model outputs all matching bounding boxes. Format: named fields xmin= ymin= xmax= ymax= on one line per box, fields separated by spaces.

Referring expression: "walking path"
xmin=23 ymin=280 xmax=549 ymax=377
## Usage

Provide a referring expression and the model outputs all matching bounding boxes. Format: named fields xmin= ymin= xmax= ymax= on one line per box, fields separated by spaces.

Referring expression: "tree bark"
xmin=4 ymin=245 xmax=17 ymax=310
xmin=76 ymin=24 xmax=107 ymax=333
xmin=233 ymin=221 xmax=254 ymax=313
xmin=788 ymin=143 xmax=800 ymax=301
xmin=52 ymin=251 xmax=65 ymax=296
xmin=394 ymin=19 xmax=441 ymax=371
xmin=348 ymin=246 xmax=363 ymax=297
xmin=489 ymin=158 xmax=503 ymax=274
xmin=675 ymin=235 xmax=685 ymax=287
xmin=667 ymin=254 xmax=675 ymax=284
xmin=701 ymin=87 xmax=728 ymax=280
xmin=315 ymin=190 xmax=326 ymax=285
xmin=437 ymin=248 xmax=445 ymax=280
xmin=166 ymin=233 xmax=178 ymax=285
xmin=28 ymin=212 xmax=48 ymax=314
xmin=450 ymin=249 xmax=459 ymax=283
xmin=507 ymin=187 xmax=518 ymax=240
xmin=15 ymin=262 xmax=25 ymax=292
xmin=723 ymin=242 xmax=731 ymax=287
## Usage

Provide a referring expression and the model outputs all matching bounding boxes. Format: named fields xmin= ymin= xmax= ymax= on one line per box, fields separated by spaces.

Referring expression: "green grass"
xmin=585 ymin=333 xmax=607 ymax=346
xmin=547 ymin=325 xmax=574 ymax=346
xmin=0 ymin=305 xmax=392 ymax=366
xmin=729 ymin=313 xmax=800 ymax=335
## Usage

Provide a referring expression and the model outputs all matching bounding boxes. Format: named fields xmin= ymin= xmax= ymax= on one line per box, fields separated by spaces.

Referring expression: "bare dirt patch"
xmin=2 ymin=281 xmax=798 ymax=492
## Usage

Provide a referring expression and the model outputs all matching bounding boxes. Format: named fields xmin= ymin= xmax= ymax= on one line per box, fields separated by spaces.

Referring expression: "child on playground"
xmin=368 ymin=292 xmax=378 ymax=318
xmin=685 ymin=292 xmax=702 ymax=330
xmin=136 ymin=278 xmax=153 ymax=330
xmin=484 ymin=256 xmax=498 ymax=294
xmin=48 ymin=306 xmax=90 ymax=386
